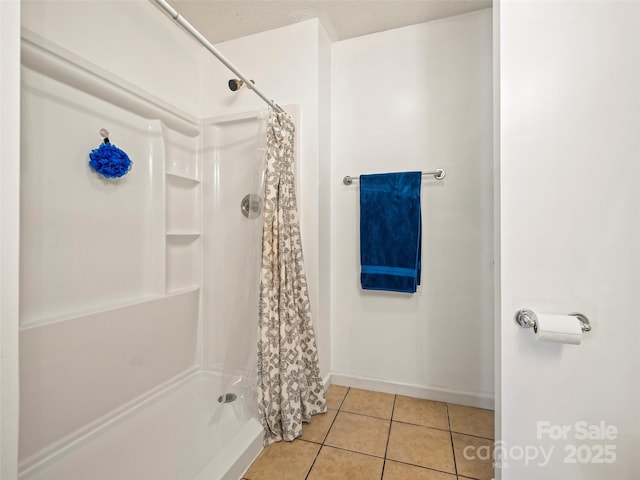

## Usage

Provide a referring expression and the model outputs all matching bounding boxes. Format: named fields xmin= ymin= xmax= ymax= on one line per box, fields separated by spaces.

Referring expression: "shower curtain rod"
xmin=154 ymin=0 xmax=285 ymax=114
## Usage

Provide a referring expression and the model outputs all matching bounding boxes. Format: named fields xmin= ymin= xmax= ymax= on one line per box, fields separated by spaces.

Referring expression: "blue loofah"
xmin=89 ymin=141 xmax=132 ymax=178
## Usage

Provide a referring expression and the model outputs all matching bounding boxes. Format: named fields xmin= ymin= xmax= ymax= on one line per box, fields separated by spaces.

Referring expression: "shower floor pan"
xmin=20 ymin=371 xmax=263 ymax=480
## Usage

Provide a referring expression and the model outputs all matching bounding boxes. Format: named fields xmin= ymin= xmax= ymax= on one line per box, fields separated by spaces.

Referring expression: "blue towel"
xmin=360 ymin=171 xmax=422 ymax=293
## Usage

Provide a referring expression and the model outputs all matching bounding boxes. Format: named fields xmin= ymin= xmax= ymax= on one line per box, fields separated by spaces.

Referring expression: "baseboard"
xmin=329 ymin=372 xmax=494 ymax=410
xmin=322 ymin=372 xmax=332 ymax=390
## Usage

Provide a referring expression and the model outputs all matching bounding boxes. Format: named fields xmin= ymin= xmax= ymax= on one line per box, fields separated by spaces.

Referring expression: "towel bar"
xmin=343 ymin=169 xmax=445 ymax=185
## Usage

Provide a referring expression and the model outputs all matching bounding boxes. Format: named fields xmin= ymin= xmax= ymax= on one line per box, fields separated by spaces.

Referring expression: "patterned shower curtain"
xmin=257 ymin=109 xmax=327 ymax=444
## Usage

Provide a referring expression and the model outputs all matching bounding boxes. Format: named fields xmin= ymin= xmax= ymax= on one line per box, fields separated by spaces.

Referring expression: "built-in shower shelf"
xmin=166 ymin=175 xmax=201 ymax=234
xmin=166 ymin=234 xmax=200 ymax=295
xmin=165 ymin=139 xmax=201 ymax=293
xmin=166 ymin=171 xmax=200 ymax=183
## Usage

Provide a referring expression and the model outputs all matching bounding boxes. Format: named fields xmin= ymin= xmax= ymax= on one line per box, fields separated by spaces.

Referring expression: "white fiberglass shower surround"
xmin=17 ymin=13 xmax=277 ymax=480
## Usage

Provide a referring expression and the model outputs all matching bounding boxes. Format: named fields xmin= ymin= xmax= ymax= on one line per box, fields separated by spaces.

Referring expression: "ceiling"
xmin=165 ymin=0 xmax=492 ymax=44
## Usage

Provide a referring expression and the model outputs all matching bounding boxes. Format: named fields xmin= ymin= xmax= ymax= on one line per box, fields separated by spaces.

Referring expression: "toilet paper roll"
xmin=534 ymin=314 xmax=583 ymax=345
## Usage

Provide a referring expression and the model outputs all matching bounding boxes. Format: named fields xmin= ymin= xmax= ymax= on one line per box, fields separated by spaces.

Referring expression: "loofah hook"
xmin=89 ymin=129 xmax=132 ymax=178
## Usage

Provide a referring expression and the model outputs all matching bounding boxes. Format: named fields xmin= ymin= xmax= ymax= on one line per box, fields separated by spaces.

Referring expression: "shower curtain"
xmin=257 ymin=109 xmax=326 ymax=444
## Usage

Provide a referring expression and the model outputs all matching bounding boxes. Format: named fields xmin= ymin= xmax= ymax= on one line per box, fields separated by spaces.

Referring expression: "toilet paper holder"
xmin=515 ymin=309 xmax=592 ymax=333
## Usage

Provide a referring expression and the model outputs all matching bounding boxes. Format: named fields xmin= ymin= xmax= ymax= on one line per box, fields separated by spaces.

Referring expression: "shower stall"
xmin=17 ymin=13 xmax=272 ymax=479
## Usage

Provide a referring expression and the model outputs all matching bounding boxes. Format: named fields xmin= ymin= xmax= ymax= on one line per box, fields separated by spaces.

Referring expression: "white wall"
xmin=201 ymin=19 xmax=332 ymax=378
xmin=499 ymin=1 xmax=640 ymax=477
xmin=1 ymin=1 xmax=21 ymax=478
xmin=331 ymin=10 xmax=494 ymax=404
xmin=21 ymin=0 xmax=205 ymax=117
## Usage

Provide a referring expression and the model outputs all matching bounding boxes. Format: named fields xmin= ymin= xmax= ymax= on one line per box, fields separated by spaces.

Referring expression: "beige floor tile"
xmin=300 ymin=409 xmax=338 ymax=444
xmin=243 ymin=439 xmax=320 ymax=480
xmin=307 ymin=446 xmax=384 ymax=480
xmin=386 ymin=422 xmax=455 ymax=474
xmin=326 ymin=385 xmax=349 ymax=410
xmin=452 ymin=433 xmax=495 ymax=480
xmin=383 ymin=460 xmax=457 ymax=480
xmin=448 ymin=404 xmax=494 ymax=440
xmin=393 ymin=396 xmax=449 ymax=430
xmin=325 ymin=411 xmax=390 ymax=457
xmin=341 ymin=388 xmax=395 ymax=419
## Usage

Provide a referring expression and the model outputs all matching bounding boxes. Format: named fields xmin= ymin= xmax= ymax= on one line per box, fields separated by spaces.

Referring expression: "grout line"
xmin=450 ymin=430 xmax=496 ymax=441
xmin=390 ymin=418 xmax=453 ymax=433
xmin=320 ymin=443 xmax=386 ymax=460
xmin=336 ymin=408 xmax=475 ymax=438
xmin=337 ymin=410 xmax=394 ymax=424
xmin=302 ymin=443 xmax=322 ymax=480
xmin=446 ymin=401 xmax=495 ymax=441
xmin=338 ymin=387 xmax=351 ymax=410
xmin=306 ymin=441 xmax=457 ymax=480
xmin=304 ymin=388 xmax=350 ymax=480
xmin=381 ymin=394 xmax=397 ymax=480
xmin=339 ymin=408 xmax=396 ymax=422
xmin=321 ymin=408 xmax=341 ymax=444
xmin=446 ymin=403 xmax=458 ymax=477
xmin=337 ymin=386 xmax=350 ymax=410
xmin=383 ymin=458 xmax=460 ymax=477
xmin=384 ymin=396 xmax=397 ymax=457
xmin=300 ymin=417 xmax=466 ymax=479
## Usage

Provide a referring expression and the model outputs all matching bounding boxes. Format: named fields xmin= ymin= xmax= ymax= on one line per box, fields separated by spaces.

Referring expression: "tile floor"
xmin=241 ymin=385 xmax=495 ymax=480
